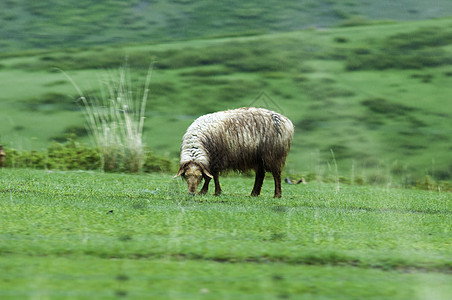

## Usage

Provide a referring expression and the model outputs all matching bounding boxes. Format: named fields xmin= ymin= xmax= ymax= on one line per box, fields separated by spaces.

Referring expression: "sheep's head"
xmin=174 ymin=162 xmax=213 ymax=194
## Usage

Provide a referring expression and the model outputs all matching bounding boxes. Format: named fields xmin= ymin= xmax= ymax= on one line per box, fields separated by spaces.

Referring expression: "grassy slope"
xmin=3 ymin=0 xmax=452 ymax=51
xmin=1 ymin=18 xmax=452 ymax=183
xmin=0 ymin=168 xmax=451 ymax=299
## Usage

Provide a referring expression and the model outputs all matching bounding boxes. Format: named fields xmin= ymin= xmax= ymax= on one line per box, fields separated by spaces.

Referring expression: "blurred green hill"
xmin=2 ymin=0 xmax=452 ymax=51
xmin=1 ymin=1 xmax=452 ymax=185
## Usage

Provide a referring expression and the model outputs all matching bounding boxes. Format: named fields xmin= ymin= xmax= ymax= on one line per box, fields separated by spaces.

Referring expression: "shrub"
xmin=346 ymin=27 xmax=452 ymax=71
xmin=385 ymin=27 xmax=452 ymax=50
xmin=3 ymin=149 xmax=47 ymax=169
xmin=142 ymin=148 xmax=174 ymax=173
xmin=361 ymin=98 xmax=414 ymax=117
xmin=46 ymin=140 xmax=101 ymax=170
xmin=25 ymin=92 xmax=76 ymax=112
xmin=295 ymin=118 xmax=325 ymax=132
xmin=334 ymin=37 xmax=348 ymax=43
xmin=1 ymin=142 xmax=99 ymax=170
xmin=225 ymin=56 xmax=289 ymax=72
xmin=1 ymin=142 xmax=173 ymax=173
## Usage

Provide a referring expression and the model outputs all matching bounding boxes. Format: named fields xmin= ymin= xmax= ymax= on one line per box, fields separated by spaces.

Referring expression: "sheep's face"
xmin=183 ymin=163 xmax=203 ymax=194
xmin=175 ymin=162 xmax=213 ymax=195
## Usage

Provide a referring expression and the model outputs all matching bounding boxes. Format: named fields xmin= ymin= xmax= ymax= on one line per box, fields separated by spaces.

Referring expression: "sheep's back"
xmin=198 ymin=108 xmax=293 ymax=172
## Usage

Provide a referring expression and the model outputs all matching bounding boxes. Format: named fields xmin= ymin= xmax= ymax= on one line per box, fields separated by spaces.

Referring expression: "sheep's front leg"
xmin=214 ymin=174 xmax=222 ymax=196
xmin=198 ymin=176 xmax=211 ymax=195
xmin=272 ymin=170 xmax=282 ymax=198
xmin=251 ymin=166 xmax=265 ymax=196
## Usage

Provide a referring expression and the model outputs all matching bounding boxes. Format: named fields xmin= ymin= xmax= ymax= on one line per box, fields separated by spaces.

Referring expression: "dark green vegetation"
xmin=2 ymin=139 xmax=173 ymax=173
xmin=2 ymin=18 xmax=452 ymax=185
xmin=3 ymin=0 xmax=452 ymax=51
xmin=1 ymin=169 xmax=451 ymax=299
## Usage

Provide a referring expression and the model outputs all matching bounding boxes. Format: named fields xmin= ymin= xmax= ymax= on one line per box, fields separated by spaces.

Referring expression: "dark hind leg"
xmin=272 ymin=169 xmax=282 ymax=198
xmin=198 ymin=176 xmax=211 ymax=195
xmin=214 ymin=173 xmax=222 ymax=196
xmin=251 ymin=165 xmax=265 ymax=196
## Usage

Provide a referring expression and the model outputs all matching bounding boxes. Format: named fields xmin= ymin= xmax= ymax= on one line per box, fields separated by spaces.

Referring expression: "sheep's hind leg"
xmin=214 ymin=174 xmax=222 ymax=196
xmin=251 ymin=166 xmax=265 ymax=196
xmin=198 ymin=176 xmax=211 ymax=195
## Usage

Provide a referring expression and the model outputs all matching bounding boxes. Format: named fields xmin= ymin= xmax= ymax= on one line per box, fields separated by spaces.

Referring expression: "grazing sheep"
xmin=174 ymin=107 xmax=294 ymax=198
xmin=0 ymin=146 xmax=5 ymax=167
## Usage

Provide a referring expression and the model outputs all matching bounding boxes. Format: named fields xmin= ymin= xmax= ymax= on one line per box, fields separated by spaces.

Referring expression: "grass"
xmin=1 ymin=4 xmax=452 ymax=299
xmin=2 ymin=19 xmax=452 ymax=184
xmin=0 ymin=168 xmax=451 ymax=299
xmin=3 ymin=0 xmax=452 ymax=52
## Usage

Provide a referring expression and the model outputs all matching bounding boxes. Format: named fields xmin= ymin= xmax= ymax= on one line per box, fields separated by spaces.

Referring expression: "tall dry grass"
xmin=63 ymin=64 xmax=153 ymax=172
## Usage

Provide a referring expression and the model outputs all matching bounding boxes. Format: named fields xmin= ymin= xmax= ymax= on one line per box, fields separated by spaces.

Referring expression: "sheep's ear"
xmin=174 ymin=165 xmax=185 ymax=178
xmin=200 ymin=164 xmax=213 ymax=179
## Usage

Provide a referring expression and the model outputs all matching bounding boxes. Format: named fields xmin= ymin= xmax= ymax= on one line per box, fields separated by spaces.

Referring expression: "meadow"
xmin=0 ymin=168 xmax=451 ymax=299
xmin=4 ymin=0 xmax=452 ymax=52
xmin=1 ymin=2 xmax=452 ymax=299
xmin=2 ymin=18 xmax=452 ymax=185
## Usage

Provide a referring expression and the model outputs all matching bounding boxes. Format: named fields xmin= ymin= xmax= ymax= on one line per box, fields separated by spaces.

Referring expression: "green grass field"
xmin=1 ymin=168 xmax=451 ymax=299
xmin=3 ymin=0 xmax=452 ymax=52
xmin=2 ymin=18 xmax=452 ymax=184
xmin=1 ymin=2 xmax=452 ymax=299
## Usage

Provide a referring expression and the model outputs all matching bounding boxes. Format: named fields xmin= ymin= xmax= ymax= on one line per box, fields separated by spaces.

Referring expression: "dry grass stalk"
xmin=63 ymin=64 xmax=153 ymax=172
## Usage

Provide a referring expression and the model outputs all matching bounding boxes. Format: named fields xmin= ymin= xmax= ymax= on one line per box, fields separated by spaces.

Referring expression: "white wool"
xmin=179 ymin=108 xmax=293 ymax=166
xmin=180 ymin=111 xmax=229 ymax=166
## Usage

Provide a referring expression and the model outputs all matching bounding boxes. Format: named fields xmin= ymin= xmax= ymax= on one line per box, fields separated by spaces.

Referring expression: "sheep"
xmin=0 ymin=146 xmax=5 ymax=167
xmin=174 ymin=107 xmax=294 ymax=198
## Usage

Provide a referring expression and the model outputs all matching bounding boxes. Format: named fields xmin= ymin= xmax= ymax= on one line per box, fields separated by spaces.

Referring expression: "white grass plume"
xmin=62 ymin=64 xmax=153 ymax=172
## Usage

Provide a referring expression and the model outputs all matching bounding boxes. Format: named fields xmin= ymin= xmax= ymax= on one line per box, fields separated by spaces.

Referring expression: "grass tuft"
xmin=63 ymin=64 xmax=153 ymax=172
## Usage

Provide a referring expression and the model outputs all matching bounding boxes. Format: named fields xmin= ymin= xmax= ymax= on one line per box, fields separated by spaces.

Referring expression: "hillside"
xmin=1 ymin=18 xmax=452 ymax=184
xmin=2 ymin=0 xmax=452 ymax=51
